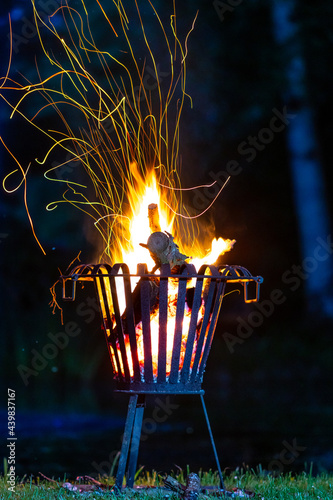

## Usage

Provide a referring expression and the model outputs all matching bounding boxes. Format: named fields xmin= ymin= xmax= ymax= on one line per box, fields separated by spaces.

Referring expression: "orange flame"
xmin=112 ymin=161 xmax=235 ymax=273
xmin=99 ymin=164 xmax=234 ymax=379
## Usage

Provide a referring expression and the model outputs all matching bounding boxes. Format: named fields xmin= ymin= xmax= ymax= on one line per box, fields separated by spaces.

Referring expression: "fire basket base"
xmin=114 ymin=392 xmax=225 ymax=492
xmin=114 ymin=383 xmax=203 ymax=394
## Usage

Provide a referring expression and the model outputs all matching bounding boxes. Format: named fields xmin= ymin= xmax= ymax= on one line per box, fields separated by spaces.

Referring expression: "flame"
xmin=102 ymin=164 xmax=235 ymax=380
xmin=117 ymin=163 xmax=173 ymax=272
xmin=115 ymin=163 xmax=235 ymax=274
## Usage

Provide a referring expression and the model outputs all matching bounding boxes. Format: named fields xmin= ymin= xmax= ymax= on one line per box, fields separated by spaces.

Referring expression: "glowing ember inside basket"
xmin=104 ymin=271 xmax=207 ymax=381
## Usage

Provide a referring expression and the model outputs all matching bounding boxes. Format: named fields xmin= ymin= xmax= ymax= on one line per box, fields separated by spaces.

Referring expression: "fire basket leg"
xmin=115 ymin=394 xmax=138 ymax=491
xmin=126 ymin=394 xmax=146 ymax=488
xmin=200 ymin=393 xmax=225 ymax=491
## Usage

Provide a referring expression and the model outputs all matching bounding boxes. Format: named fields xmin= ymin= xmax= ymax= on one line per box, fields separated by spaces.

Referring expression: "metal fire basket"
xmin=61 ymin=262 xmax=262 ymax=490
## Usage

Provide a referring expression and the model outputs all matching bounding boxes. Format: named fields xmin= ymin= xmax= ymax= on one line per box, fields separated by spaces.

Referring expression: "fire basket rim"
xmin=61 ymin=262 xmax=263 ymax=304
xmin=60 ymin=262 xmax=264 ymax=280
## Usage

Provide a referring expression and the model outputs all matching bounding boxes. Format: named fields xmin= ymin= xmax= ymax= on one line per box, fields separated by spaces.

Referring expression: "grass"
xmin=1 ymin=468 xmax=333 ymax=499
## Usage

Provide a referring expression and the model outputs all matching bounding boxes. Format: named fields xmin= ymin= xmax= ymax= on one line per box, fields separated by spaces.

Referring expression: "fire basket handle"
xmin=62 ymin=275 xmax=79 ymax=301
xmin=243 ymin=277 xmax=263 ymax=303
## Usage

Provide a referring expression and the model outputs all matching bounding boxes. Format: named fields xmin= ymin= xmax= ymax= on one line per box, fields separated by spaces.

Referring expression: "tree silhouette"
xmin=271 ymin=0 xmax=333 ymax=318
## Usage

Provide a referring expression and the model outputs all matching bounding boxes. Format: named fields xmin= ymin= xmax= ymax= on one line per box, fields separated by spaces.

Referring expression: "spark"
xmin=1 ymin=1 xmax=233 ymax=266
xmin=163 ymin=177 xmax=231 ymax=219
xmin=1 ymin=138 xmax=46 ymax=255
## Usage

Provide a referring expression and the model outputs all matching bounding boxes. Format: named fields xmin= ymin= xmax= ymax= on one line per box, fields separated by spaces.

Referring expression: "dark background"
xmin=0 ymin=0 xmax=332 ymax=479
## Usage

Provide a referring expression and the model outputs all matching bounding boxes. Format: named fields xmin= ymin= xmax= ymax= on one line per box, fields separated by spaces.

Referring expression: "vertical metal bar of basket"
xmin=139 ymin=267 xmax=154 ymax=383
xmin=181 ymin=277 xmax=204 ymax=383
xmin=95 ymin=274 xmax=123 ymax=378
xmin=123 ymin=273 xmax=140 ymax=381
xmin=157 ymin=264 xmax=169 ymax=383
xmin=169 ymin=275 xmax=187 ymax=383
xmin=109 ymin=273 xmax=131 ymax=381
xmin=197 ymin=280 xmax=226 ymax=382
xmin=190 ymin=278 xmax=217 ymax=383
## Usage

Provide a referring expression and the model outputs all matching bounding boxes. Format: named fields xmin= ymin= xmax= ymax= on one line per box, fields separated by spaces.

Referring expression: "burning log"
xmin=122 ymin=204 xmax=189 ymax=333
xmin=140 ymin=231 xmax=189 ymax=271
xmin=148 ymin=203 xmax=161 ymax=233
xmin=122 ymin=275 xmax=160 ymax=327
xmin=142 ymin=202 xmax=189 ymax=271
xmin=122 ymin=231 xmax=190 ymax=328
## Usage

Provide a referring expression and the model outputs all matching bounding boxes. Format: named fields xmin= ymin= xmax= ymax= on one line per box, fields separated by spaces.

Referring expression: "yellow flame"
xmin=115 ymin=161 xmax=235 ymax=273
xmin=115 ymin=163 xmax=173 ymax=271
